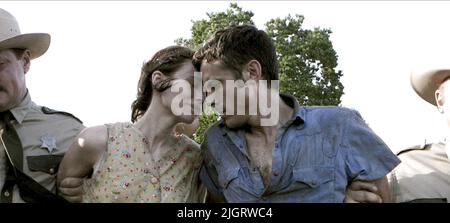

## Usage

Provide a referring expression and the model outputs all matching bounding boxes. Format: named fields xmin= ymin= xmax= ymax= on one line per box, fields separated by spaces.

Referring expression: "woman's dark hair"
xmin=131 ymin=46 xmax=194 ymax=123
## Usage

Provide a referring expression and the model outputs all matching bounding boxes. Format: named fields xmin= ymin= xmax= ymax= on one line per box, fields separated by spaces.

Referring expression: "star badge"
xmin=40 ymin=134 xmax=57 ymax=153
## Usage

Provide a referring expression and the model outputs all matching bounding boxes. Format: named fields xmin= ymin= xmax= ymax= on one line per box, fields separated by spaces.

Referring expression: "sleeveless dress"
xmin=82 ymin=122 xmax=204 ymax=203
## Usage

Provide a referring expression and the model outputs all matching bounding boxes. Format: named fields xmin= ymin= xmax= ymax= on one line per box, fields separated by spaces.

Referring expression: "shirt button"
xmin=150 ymin=177 xmax=158 ymax=184
xmin=4 ymin=191 xmax=10 ymax=197
xmin=49 ymin=168 xmax=55 ymax=174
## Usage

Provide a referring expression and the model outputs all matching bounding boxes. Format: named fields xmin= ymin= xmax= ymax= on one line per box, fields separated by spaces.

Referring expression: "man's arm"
xmin=344 ymin=176 xmax=391 ymax=203
xmin=57 ymin=125 xmax=107 ymax=202
xmin=343 ymin=110 xmax=400 ymax=203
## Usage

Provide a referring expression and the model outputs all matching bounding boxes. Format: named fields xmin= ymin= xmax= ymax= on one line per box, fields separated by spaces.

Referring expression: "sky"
xmin=2 ymin=1 xmax=450 ymax=153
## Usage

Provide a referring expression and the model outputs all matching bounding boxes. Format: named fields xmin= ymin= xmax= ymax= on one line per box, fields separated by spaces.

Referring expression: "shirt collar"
xmin=279 ymin=93 xmax=304 ymax=127
xmin=9 ymin=90 xmax=33 ymax=124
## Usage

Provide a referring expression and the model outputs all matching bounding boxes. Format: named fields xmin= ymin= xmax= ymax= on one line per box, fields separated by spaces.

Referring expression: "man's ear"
xmin=244 ymin=60 xmax=262 ymax=81
xmin=22 ymin=50 xmax=31 ymax=74
xmin=436 ymin=88 xmax=445 ymax=112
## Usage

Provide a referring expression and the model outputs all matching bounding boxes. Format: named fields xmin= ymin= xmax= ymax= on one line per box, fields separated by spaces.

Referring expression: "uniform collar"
xmin=9 ymin=90 xmax=33 ymax=124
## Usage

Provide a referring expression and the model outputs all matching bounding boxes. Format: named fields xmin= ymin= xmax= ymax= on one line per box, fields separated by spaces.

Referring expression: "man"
xmin=193 ymin=24 xmax=401 ymax=202
xmin=393 ymin=68 xmax=450 ymax=202
xmin=347 ymin=69 xmax=450 ymax=203
xmin=0 ymin=8 xmax=84 ymax=203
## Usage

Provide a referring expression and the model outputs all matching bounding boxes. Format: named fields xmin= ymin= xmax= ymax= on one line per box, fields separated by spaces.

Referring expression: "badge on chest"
xmin=40 ymin=134 xmax=57 ymax=153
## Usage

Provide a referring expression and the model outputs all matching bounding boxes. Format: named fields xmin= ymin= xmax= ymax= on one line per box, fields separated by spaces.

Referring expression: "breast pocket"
xmin=27 ymin=155 xmax=64 ymax=175
xmin=291 ymin=167 xmax=335 ymax=202
xmin=290 ymin=133 xmax=336 ymax=168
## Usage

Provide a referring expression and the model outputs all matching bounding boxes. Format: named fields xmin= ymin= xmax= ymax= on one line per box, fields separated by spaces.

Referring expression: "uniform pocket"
xmin=27 ymin=155 xmax=64 ymax=175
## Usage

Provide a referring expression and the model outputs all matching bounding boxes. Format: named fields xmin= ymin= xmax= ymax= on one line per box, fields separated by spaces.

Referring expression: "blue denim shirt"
xmin=199 ymin=94 xmax=401 ymax=203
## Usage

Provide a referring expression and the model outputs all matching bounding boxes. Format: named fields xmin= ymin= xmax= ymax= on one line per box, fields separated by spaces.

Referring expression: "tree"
xmin=177 ymin=3 xmax=344 ymax=142
xmin=175 ymin=3 xmax=254 ymax=50
xmin=266 ymin=15 xmax=344 ymax=105
xmin=192 ymin=107 xmax=219 ymax=144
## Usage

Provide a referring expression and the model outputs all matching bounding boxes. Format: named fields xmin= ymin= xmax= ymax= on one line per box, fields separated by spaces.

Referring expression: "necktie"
xmin=0 ymin=111 xmax=23 ymax=202
xmin=1 ymin=111 xmax=23 ymax=171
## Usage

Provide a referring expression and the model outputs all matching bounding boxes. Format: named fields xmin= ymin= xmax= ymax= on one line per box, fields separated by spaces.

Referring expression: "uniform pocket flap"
xmin=27 ymin=155 xmax=64 ymax=174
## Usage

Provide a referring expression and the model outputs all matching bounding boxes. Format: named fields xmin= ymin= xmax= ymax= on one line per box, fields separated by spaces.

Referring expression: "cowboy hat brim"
xmin=0 ymin=33 xmax=50 ymax=59
xmin=411 ymin=69 xmax=450 ymax=106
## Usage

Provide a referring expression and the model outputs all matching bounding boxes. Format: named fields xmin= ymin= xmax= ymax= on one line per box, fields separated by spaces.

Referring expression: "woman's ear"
xmin=245 ymin=60 xmax=262 ymax=81
xmin=151 ymin=71 xmax=164 ymax=86
xmin=152 ymin=71 xmax=173 ymax=91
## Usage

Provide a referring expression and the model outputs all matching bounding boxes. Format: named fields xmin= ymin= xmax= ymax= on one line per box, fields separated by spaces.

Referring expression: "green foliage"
xmin=175 ymin=3 xmax=254 ymax=50
xmin=193 ymin=106 xmax=219 ymax=144
xmin=266 ymin=15 xmax=344 ymax=105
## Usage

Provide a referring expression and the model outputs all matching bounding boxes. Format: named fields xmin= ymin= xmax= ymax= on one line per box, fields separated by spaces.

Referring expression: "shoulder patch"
xmin=396 ymin=143 xmax=430 ymax=156
xmin=41 ymin=106 xmax=83 ymax=124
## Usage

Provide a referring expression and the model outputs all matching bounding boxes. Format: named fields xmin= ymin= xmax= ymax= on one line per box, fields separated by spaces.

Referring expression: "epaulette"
xmin=396 ymin=143 xmax=430 ymax=156
xmin=41 ymin=106 xmax=83 ymax=124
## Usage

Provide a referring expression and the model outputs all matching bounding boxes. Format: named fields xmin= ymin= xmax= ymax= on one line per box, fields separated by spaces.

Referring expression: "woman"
xmin=57 ymin=46 xmax=204 ymax=203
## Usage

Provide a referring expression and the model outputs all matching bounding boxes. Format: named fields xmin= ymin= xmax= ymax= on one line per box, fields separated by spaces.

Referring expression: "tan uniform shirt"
xmin=0 ymin=92 xmax=84 ymax=202
xmin=389 ymin=142 xmax=450 ymax=203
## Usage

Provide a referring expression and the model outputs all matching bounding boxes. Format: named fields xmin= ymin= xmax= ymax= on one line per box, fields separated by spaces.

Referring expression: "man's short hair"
xmin=11 ymin=48 xmax=26 ymax=59
xmin=193 ymin=24 xmax=278 ymax=81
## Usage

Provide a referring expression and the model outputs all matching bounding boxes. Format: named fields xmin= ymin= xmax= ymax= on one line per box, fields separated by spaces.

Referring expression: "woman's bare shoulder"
xmin=76 ymin=125 xmax=108 ymax=154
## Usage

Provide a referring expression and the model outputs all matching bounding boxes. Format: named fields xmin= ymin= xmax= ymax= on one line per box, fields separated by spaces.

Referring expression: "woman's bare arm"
xmin=57 ymin=125 xmax=108 ymax=202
